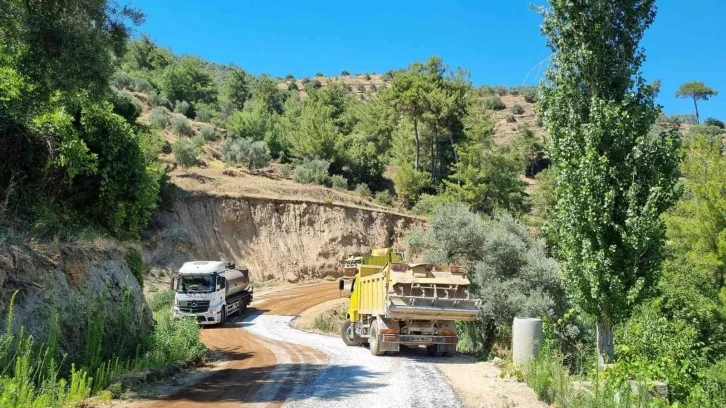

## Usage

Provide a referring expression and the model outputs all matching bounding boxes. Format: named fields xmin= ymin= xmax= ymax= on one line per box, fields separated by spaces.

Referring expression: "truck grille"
xmin=178 ymin=300 xmax=210 ymax=313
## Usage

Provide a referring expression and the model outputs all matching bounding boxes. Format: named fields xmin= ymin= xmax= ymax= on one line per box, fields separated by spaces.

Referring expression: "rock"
xmin=491 ymin=357 xmax=504 ymax=367
xmin=223 ymin=170 xmax=237 ymax=177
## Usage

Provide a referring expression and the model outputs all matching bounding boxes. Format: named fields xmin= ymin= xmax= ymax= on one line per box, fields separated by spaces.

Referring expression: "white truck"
xmin=171 ymin=261 xmax=253 ymax=325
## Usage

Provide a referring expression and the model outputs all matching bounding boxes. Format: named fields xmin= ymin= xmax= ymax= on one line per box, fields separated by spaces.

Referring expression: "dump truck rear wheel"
xmin=369 ymin=321 xmax=384 ymax=356
xmin=426 ymin=345 xmax=439 ymax=357
xmin=341 ymin=320 xmax=361 ymax=346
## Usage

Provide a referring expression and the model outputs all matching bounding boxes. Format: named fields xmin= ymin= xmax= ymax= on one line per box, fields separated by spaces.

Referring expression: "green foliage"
xmin=221 ymin=137 xmax=272 ymax=169
xmin=355 ymin=183 xmax=371 ymax=198
xmin=252 ymin=74 xmax=287 ymax=114
xmin=174 ymin=100 xmax=191 ymax=117
xmin=111 ymin=71 xmax=133 ymax=90
xmin=364 ymin=73 xmax=371 ymax=80
xmin=703 ymin=117 xmax=725 ymax=129
xmin=149 ymin=107 xmax=170 ymax=128
xmin=511 ymin=104 xmax=524 ymax=114
xmin=509 ymin=86 xmax=521 ymax=95
xmin=505 ymin=114 xmax=516 ymax=123
xmin=343 ymin=135 xmax=386 ymax=186
xmin=356 ymin=83 xmax=365 ymax=92
xmin=484 ymin=96 xmax=506 ymax=110
xmin=195 ymin=125 xmax=214 ymax=142
xmin=675 ymin=81 xmax=719 ymax=123
xmin=315 ymin=72 xmax=324 ymax=77
xmin=494 ymin=85 xmax=508 ymax=96
xmin=538 ymin=0 xmax=681 ymax=363
xmin=122 ymin=34 xmax=173 ymax=73
xmin=111 ymin=90 xmax=142 ymax=123
xmin=410 ymin=193 xmax=454 ymax=215
xmin=330 ymin=174 xmax=348 ymax=191
xmin=375 ymin=190 xmax=394 ymax=206
xmin=523 ymin=87 xmax=539 ymax=103
xmin=132 ymin=77 xmax=154 ymax=93
xmin=144 ymin=309 xmax=207 ymax=368
xmin=341 ymin=70 xmax=350 ymax=76
xmin=172 ymin=139 xmax=200 ymax=169
xmin=170 ymin=114 xmax=193 ymax=137
xmin=147 ymin=90 xmax=169 ymax=108
xmin=293 ymin=158 xmax=330 ymax=185
xmin=221 ymin=67 xmax=251 ymax=111
xmin=393 ymin=162 xmax=431 ymax=206
xmin=194 ymin=102 xmax=214 ymax=122
xmin=125 ymin=247 xmax=145 ymax=288
xmin=160 ymin=57 xmax=217 ymax=105
xmin=226 ymin=107 xmax=270 ymax=141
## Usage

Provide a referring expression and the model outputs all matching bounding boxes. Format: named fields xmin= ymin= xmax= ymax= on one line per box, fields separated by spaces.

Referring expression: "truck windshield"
xmin=178 ymin=275 xmax=215 ymax=293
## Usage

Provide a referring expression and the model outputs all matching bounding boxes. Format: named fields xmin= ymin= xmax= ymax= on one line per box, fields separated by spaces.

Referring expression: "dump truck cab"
xmin=341 ymin=248 xmax=480 ymax=357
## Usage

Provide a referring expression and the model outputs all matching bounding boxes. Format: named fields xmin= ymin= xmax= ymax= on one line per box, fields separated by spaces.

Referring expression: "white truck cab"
xmin=172 ymin=261 xmax=252 ymax=325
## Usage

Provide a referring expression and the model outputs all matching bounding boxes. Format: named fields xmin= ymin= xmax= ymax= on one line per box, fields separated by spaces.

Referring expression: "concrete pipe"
xmin=512 ymin=317 xmax=543 ymax=366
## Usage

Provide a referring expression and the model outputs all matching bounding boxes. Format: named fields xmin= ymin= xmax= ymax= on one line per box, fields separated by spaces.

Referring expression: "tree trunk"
xmin=414 ymin=119 xmax=420 ymax=171
xmin=596 ymin=319 xmax=615 ymax=368
xmin=693 ymin=96 xmax=700 ymax=124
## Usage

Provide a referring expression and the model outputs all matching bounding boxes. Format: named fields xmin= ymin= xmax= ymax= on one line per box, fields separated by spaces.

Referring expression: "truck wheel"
xmin=369 ymin=321 xmax=384 ymax=356
xmin=220 ymin=306 xmax=227 ymax=325
xmin=341 ymin=320 xmax=361 ymax=346
xmin=426 ymin=344 xmax=439 ymax=357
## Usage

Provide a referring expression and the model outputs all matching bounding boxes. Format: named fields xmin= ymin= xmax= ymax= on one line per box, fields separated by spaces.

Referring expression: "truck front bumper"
xmin=173 ymin=308 xmax=221 ymax=325
xmin=381 ymin=334 xmax=458 ymax=345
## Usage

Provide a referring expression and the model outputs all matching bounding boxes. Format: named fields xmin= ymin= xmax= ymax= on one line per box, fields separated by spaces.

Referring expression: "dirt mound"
xmin=142 ymin=195 xmax=422 ymax=281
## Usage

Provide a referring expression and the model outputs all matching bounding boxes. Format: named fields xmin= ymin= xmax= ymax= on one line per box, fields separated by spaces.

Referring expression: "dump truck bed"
xmin=356 ymin=262 xmax=479 ymax=321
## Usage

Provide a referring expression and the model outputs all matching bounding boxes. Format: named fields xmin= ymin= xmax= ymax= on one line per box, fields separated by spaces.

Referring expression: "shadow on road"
xmin=147 ymin=363 xmax=383 ymax=404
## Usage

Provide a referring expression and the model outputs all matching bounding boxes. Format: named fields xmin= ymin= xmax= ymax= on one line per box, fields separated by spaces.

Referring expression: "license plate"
xmin=400 ymin=335 xmax=436 ymax=343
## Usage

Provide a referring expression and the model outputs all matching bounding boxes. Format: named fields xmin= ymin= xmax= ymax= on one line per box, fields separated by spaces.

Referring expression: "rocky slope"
xmin=143 ymin=195 xmax=422 ymax=281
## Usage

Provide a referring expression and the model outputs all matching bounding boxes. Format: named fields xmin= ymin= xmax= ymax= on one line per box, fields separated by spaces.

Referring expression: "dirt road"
xmin=141 ymin=282 xmax=463 ymax=408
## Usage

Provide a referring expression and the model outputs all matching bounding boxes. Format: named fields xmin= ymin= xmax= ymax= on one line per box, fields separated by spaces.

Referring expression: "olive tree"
xmin=537 ymin=0 xmax=681 ymax=365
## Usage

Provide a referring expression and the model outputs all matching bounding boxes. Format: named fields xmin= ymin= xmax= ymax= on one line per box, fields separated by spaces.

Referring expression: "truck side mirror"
xmin=338 ymin=279 xmax=345 ymax=291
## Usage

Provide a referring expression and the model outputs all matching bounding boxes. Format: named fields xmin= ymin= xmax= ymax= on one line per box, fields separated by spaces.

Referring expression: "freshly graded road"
xmin=142 ymin=282 xmax=464 ymax=408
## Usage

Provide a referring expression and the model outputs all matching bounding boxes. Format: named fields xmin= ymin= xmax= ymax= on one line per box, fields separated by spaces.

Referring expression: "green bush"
xmin=310 ymin=79 xmax=322 ymax=89
xmin=393 ymin=163 xmax=431 ymax=205
xmin=280 ymin=163 xmax=292 ymax=178
xmin=111 ymin=90 xmax=142 ymax=123
xmin=341 ymin=70 xmax=350 ymax=76
xmin=524 ymin=88 xmax=539 ymax=103
xmin=479 ymin=85 xmax=495 ymax=95
xmin=148 ymin=290 xmax=175 ymax=313
xmin=293 ymin=158 xmax=330 ymax=185
xmin=199 ymin=125 xmax=216 ymax=141
xmin=375 ymin=190 xmax=394 ymax=206
xmin=356 ymin=83 xmax=365 ymax=92
xmin=484 ymin=96 xmax=506 ymax=110
xmin=111 ymin=71 xmax=133 ymax=89
xmin=331 ymin=174 xmax=348 ymax=191
xmin=147 ymin=90 xmax=169 ymax=108
xmin=364 ymin=73 xmax=371 ymax=80
xmin=411 ymin=193 xmax=454 ymax=215
xmin=287 ymin=81 xmax=299 ymax=91
xmin=315 ymin=72 xmax=324 ymax=77
xmin=506 ymin=114 xmax=516 ymax=123
xmin=704 ymin=117 xmax=725 ymax=129
xmin=194 ymin=103 xmax=214 ymax=122
xmin=145 ymin=309 xmax=207 ymax=366
xmin=174 ymin=100 xmax=191 ymax=117
xmin=172 ymin=139 xmax=200 ymax=168
xmin=355 ymin=183 xmax=371 ymax=198
xmin=132 ymin=77 xmax=154 ymax=93
xmin=511 ymin=104 xmax=525 ymax=114
xmin=149 ymin=107 xmax=170 ymax=128
xmin=125 ymin=247 xmax=145 ymax=288
xmin=221 ymin=137 xmax=272 ymax=169
xmin=285 ymin=74 xmax=295 ymax=79
xmin=494 ymin=85 xmax=507 ymax=96
xmin=370 ymin=84 xmax=377 ymax=91
xmin=509 ymin=86 xmax=521 ymax=95
xmin=170 ymin=114 xmax=193 ymax=137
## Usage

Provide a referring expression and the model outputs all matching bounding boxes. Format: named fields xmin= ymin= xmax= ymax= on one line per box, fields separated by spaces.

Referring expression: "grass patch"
xmin=312 ymin=304 xmax=347 ymax=334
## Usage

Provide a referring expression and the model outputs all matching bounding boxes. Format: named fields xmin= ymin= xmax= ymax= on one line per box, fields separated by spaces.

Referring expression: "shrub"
xmin=148 ymin=290 xmax=175 ymax=313
xmin=411 ymin=193 xmax=455 ymax=216
xmin=111 ymin=90 xmax=142 ymax=123
xmin=194 ymin=103 xmax=214 ymax=122
xmin=704 ymin=117 xmax=725 ymax=129
xmin=221 ymin=137 xmax=272 ymax=169
xmin=341 ymin=70 xmax=350 ymax=76
xmin=330 ymin=174 xmax=348 ymax=191
xmin=287 ymin=81 xmax=299 ymax=91
xmin=111 ymin=71 xmax=133 ymax=89
xmin=669 ymin=113 xmax=698 ymax=125
xmin=146 ymin=309 xmax=207 ymax=366
xmin=370 ymin=84 xmax=377 ymax=91
xmin=484 ymin=96 xmax=506 ymax=110
xmin=355 ymin=183 xmax=371 ymax=198
xmin=509 ymin=86 xmax=521 ymax=95
xmin=479 ymin=85 xmax=494 ymax=95
xmin=375 ymin=190 xmax=394 ymax=206
xmin=301 ymin=77 xmax=311 ymax=84
xmin=199 ymin=125 xmax=217 ymax=141
xmin=310 ymin=79 xmax=322 ymax=89
xmin=494 ymin=85 xmax=508 ymax=95
xmin=280 ymin=163 xmax=292 ymax=178
xmin=147 ymin=90 xmax=169 ymax=108
xmin=293 ymin=158 xmax=330 ymax=185
xmin=149 ymin=106 xmax=170 ymax=128
xmin=506 ymin=114 xmax=516 ymax=123
xmin=132 ymin=77 xmax=154 ymax=93
xmin=170 ymin=114 xmax=193 ymax=137
xmin=174 ymin=100 xmax=191 ymax=117
xmin=364 ymin=73 xmax=371 ymax=80
xmin=356 ymin=83 xmax=365 ymax=92
xmin=172 ymin=139 xmax=199 ymax=168
xmin=393 ymin=162 xmax=431 ymax=205
xmin=511 ymin=104 xmax=525 ymax=114
xmin=524 ymin=88 xmax=539 ymax=103
xmin=315 ymin=72 xmax=324 ymax=77
xmin=285 ymin=74 xmax=295 ymax=80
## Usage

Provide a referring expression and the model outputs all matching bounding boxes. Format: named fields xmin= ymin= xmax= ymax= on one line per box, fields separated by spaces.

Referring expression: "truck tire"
xmin=426 ymin=344 xmax=439 ymax=357
xmin=341 ymin=320 xmax=361 ymax=346
xmin=220 ymin=306 xmax=227 ymax=325
xmin=369 ymin=321 xmax=384 ymax=356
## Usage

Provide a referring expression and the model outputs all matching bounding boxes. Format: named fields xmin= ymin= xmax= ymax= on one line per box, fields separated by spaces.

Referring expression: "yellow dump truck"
xmin=339 ymin=248 xmax=480 ymax=356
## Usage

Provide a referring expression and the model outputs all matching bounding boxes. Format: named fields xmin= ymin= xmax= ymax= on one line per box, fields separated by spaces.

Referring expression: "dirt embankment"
xmin=142 ymin=195 xmax=422 ymax=281
xmin=0 ymin=241 xmax=152 ymax=363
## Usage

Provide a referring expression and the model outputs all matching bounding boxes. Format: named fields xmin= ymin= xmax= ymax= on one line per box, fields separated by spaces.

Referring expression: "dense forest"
xmin=1 ymin=0 xmax=726 ymax=407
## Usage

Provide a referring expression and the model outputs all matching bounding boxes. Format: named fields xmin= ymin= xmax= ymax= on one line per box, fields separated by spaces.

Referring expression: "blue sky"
xmin=134 ymin=0 xmax=724 ymax=119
